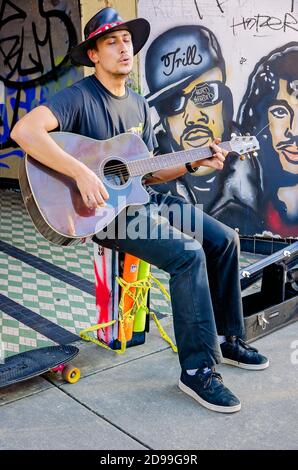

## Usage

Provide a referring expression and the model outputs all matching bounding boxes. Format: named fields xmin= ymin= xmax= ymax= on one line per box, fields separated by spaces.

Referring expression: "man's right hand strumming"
xmin=74 ymin=166 xmax=109 ymax=209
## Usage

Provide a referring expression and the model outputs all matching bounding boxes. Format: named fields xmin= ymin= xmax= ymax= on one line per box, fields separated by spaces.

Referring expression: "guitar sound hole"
xmin=103 ymin=159 xmax=130 ymax=187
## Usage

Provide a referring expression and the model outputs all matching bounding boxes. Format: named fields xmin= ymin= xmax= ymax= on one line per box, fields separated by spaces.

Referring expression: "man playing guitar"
xmin=11 ymin=7 xmax=269 ymax=413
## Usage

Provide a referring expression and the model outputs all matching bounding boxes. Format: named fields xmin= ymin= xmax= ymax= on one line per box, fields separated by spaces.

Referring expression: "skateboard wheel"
xmin=62 ymin=365 xmax=81 ymax=384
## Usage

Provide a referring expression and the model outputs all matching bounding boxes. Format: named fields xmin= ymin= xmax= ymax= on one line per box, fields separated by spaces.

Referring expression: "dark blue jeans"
xmin=93 ymin=191 xmax=245 ymax=371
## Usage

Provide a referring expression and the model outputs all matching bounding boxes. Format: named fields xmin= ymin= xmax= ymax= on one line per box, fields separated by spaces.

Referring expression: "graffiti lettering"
xmin=216 ymin=0 xmax=225 ymax=14
xmin=191 ymin=83 xmax=216 ymax=106
xmin=193 ymin=0 xmax=203 ymax=20
xmin=193 ymin=0 xmax=226 ymax=19
xmin=161 ymin=45 xmax=202 ymax=76
xmin=231 ymin=13 xmax=298 ymax=36
xmin=0 ymin=0 xmax=78 ymax=88
xmin=0 ymin=0 xmax=82 ymax=172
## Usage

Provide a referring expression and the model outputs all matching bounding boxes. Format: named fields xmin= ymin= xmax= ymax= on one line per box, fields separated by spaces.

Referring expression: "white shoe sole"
xmin=178 ymin=380 xmax=241 ymax=413
xmin=222 ymin=357 xmax=270 ymax=370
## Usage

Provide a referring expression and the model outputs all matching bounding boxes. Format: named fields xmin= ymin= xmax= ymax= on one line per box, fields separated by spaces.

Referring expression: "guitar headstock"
xmin=229 ymin=135 xmax=260 ymax=156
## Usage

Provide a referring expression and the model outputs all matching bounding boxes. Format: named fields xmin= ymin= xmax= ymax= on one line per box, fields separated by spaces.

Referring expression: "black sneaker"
xmin=179 ymin=368 xmax=241 ymax=413
xmin=220 ymin=336 xmax=269 ymax=370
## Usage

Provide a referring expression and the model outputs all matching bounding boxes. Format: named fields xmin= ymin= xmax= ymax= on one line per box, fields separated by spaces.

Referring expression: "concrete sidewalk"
xmin=0 ymin=318 xmax=297 ymax=450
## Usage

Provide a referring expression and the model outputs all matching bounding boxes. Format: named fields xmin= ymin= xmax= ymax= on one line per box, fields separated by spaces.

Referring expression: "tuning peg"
xmin=231 ymin=133 xmax=237 ymax=138
xmin=252 ymin=151 xmax=258 ymax=157
xmin=240 ymin=153 xmax=251 ymax=160
xmin=245 ymin=132 xmax=251 ymax=136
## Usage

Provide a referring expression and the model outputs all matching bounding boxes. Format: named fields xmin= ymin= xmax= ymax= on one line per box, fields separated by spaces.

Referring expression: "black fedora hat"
xmin=70 ymin=7 xmax=150 ymax=67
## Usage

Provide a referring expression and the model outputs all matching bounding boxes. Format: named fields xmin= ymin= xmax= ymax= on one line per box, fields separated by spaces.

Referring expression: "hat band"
xmin=87 ymin=21 xmax=123 ymax=40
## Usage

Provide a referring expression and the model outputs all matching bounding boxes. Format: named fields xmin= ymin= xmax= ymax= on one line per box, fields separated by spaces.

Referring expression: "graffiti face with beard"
xmin=268 ymin=79 xmax=298 ymax=175
xmin=145 ymin=26 xmax=233 ymax=183
xmin=238 ymin=43 xmax=298 ymax=236
xmin=165 ymin=68 xmax=225 ymax=173
xmin=144 ymin=25 xmax=261 ymax=229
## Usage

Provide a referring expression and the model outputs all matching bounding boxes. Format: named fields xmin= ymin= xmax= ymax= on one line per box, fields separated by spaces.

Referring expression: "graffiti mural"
xmin=238 ymin=43 xmax=298 ymax=237
xmin=139 ymin=0 xmax=298 ymax=237
xmin=0 ymin=0 xmax=83 ymax=177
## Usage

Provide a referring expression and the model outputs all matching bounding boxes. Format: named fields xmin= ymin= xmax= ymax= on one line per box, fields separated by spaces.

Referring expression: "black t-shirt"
xmin=45 ymin=75 xmax=156 ymax=152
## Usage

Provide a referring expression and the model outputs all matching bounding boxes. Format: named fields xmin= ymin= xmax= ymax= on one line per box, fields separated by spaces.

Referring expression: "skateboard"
xmin=0 ymin=344 xmax=80 ymax=389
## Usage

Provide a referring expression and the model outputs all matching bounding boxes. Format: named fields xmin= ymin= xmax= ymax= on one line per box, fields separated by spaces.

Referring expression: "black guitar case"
xmin=241 ymin=241 xmax=298 ymax=341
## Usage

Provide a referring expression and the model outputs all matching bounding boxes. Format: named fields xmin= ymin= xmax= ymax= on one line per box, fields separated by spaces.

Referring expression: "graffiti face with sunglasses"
xmin=160 ymin=68 xmax=226 ymax=176
xmin=145 ymin=26 xmax=258 ymax=222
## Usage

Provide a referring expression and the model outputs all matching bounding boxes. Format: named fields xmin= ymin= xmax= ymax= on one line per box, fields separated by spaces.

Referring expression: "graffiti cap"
xmin=145 ymin=26 xmax=225 ymax=106
xmin=70 ymin=7 xmax=150 ymax=67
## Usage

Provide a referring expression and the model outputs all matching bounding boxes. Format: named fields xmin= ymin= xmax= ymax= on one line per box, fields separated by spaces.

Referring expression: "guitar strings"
xmin=96 ymin=145 xmax=221 ymax=174
xmin=94 ymin=140 xmax=253 ymax=177
xmin=256 ymin=122 xmax=270 ymax=137
xmin=96 ymin=151 xmax=221 ymax=175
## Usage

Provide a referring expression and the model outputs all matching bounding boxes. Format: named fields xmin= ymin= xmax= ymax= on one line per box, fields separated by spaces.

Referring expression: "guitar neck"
xmin=128 ymin=141 xmax=232 ymax=177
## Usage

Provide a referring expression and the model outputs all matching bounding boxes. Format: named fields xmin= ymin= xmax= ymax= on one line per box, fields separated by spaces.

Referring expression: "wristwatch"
xmin=185 ymin=162 xmax=197 ymax=174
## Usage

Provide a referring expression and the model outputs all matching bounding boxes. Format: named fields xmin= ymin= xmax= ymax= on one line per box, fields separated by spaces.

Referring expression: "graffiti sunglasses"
xmin=156 ymin=81 xmax=229 ymax=116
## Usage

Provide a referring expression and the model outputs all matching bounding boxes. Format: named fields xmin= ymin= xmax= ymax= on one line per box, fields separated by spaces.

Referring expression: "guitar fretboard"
xmin=127 ymin=141 xmax=232 ymax=176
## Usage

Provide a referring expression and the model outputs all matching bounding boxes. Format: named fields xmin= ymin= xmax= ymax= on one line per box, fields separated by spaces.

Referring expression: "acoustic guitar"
xmin=19 ymin=132 xmax=259 ymax=246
